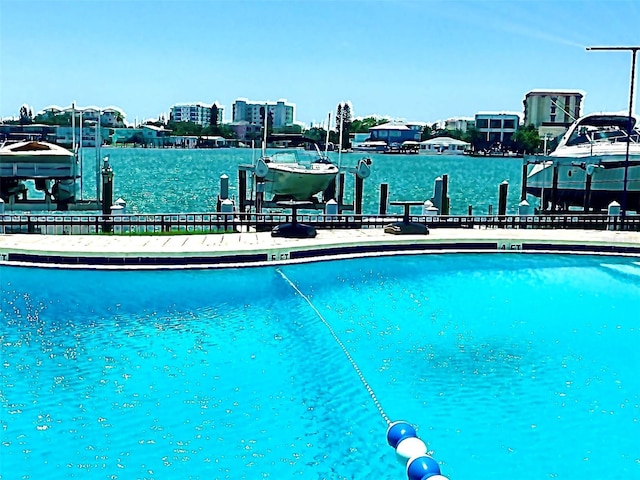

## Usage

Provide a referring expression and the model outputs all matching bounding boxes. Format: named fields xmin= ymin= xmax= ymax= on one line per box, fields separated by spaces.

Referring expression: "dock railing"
xmin=1 ymin=211 xmax=639 ymax=235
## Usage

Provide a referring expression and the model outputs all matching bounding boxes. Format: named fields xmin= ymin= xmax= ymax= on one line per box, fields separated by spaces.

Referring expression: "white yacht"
xmin=525 ymin=113 xmax=640 ymax=211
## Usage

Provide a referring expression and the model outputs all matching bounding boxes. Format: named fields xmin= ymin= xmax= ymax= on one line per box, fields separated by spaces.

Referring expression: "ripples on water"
xmin=2 ymin=254 xmax=639 ymax=479
xmin=76 ymin=148 xmax=525 ymax=214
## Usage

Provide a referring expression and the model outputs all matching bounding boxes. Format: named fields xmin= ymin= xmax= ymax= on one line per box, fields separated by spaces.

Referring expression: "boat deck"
xmin=1 ymin=228 xmax=640 ymax=269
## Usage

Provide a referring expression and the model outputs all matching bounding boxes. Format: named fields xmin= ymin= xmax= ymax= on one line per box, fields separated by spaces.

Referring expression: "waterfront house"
xmin=367 ymin=122 xmax=422 ymax=147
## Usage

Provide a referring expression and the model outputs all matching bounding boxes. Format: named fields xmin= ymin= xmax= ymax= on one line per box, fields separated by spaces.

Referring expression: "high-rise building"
xmin=170 ymin=102 xmax=223 ymax=127
xmin=523 ymin=89 xmax=585 ymax=137
xmin=232 ymin=99 xmax=294 ymax=128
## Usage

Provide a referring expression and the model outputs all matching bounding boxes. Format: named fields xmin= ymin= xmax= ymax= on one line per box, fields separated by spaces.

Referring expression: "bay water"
xmin=78 ymin=148 xmax=526 ymax=215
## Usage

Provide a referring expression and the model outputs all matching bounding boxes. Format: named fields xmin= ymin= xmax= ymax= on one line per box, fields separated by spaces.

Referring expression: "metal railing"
xmin=1 ymin=211 xmax=639 ymax=235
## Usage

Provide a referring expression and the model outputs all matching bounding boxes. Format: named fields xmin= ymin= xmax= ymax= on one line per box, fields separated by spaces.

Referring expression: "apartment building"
xmin=232 ymin=99 xmax=294 ymax=128
xmin=169 ymin=102 xmax=224 ymax=127
xmin=444 ymin=117 xmax=475 ymax=132
xmin=474 ymin=112 xmax=521 ymax=149
xmin=523 ymin=89 xmax=585 ymax=137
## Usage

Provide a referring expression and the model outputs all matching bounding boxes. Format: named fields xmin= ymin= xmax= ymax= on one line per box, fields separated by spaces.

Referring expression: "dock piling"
xmin=498 ymin=180 xmax=508 ymax=216
xmin=379 ymin=183 xmax=389 ymax=215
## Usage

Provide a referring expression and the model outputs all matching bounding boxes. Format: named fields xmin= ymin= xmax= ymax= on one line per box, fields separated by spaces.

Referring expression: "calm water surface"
xmin=75 ymin=148 xmax=525 ymax=215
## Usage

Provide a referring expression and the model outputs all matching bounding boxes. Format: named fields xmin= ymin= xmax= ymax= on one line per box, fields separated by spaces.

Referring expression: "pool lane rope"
xmin=276 ymin=269 xmax=448 ymax=480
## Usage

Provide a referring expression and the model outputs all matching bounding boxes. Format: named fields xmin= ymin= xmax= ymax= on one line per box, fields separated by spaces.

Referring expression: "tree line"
xmin=6 ymin=102 xmax=543 ymax=153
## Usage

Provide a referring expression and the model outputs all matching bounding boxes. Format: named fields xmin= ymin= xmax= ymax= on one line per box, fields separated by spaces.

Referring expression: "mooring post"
xmin=255 ymin=181 xmax=264 ymax=214
xmin=238 ymin=169 xmax=247 ymax=213
xmin=521 ymin=162 xmax=528 ymax=201
xmin=550 ymin=164 xmax=559 ymax=211
xmin=323 ymin=177 xmax=336 ymax=203
xmin=221 ymin=198 xmax=235 ymax=233
xmin=583 ymin=171 xmax=593 ymax=212
xmin=338 ymin=173 xmax=345 ymax=212
xmin=608 ymin=201 xmax=621 ymax=231
xmin=355 ymin=175 xmax=364 ymax=215
xmin=101 ymin=158 xmax=113 ymax=215
xmin=101 ymin=157 xmax=114 ymax=233
xmin=432 ymin=177 xmax=443 ymax=212
xmin=218 ymin=173 xmax=229 ymax=212
xmin=498 ymin=180 xmax=508 ymax=216
xmin=379 ymin=183 xmax=389 ymax=215
xmin=441 ymin=174 xmax=450 ymax=215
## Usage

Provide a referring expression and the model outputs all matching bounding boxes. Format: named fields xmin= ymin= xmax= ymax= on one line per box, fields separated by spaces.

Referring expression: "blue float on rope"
xmin=406 ymin=455 xmax=441 ymax=480
xmin=386 ymin=421 xmax=417 ymax=448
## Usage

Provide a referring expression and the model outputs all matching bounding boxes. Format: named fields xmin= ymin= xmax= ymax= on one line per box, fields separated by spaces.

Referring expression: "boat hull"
xmin=526 ymin=155 xmax=640 ymax=211
xmin=0 ymin=141 xmax=78 ymax=179
xmin=263 ymin=164 xmax=339 ymax=200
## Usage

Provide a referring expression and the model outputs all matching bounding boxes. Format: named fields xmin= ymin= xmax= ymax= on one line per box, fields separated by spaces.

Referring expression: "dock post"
xmin=468 ymin=205 xmax=473 ymax=215
xmin=498 ymin=180 xmax=508 ymax=216
xmin=442 ymin=174 xmax=450 ymax=215
xmin=323 ymin=178 xmax=336 ymax=203
xmin=355 ymin=175 xmax=364 ymax=215
xmin=338 ymin=173 xmax=345 ymax=212
xmin=221 ymin=199 xmax=235 ymax=233
xmin=583 ymin=171 xmax=593 ymax=212
xmin=218 ymin=173 xmax=229 ymax=212
xmin=379 ymin=183 xmax=389 ymax=215
xmin=550 ymin=164 xmax=559 ymax=211
xmin=238 ymin=169 xmax=247 ymax=213
xmin=432 ymin=177 xmax=443 ymax=212
xmin=101 ymin=157 xmax=114 ymax=233
xmin=325 ymin=199 xmax=338 ymax=221
xmin=608 ymin=201 xmax=621 ymax=231
xmin=220 ymin=174 xmax=229 ymax=200
xmin=0 ymin=198 xmax=4 ymax=234
xmin=521 ymin=162 xmax=528 ymax=201
xmin=255 ymin=181 xmax=264 ymax=214
xmin=101 ymin=158 xmax=114 ymax=215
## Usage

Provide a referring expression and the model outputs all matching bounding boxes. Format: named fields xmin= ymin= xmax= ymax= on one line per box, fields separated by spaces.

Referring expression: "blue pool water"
xmin=2 ymin=254 xmax=640 ymax=479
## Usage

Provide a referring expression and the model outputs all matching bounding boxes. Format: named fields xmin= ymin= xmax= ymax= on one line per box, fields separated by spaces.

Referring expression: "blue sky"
xmin=1 ymin=0 xmax=639 ymax=126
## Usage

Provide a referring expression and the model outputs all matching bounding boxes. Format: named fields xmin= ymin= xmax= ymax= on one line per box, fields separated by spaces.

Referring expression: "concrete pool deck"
xmin=1 ymin=228 xmax=640 ymax=269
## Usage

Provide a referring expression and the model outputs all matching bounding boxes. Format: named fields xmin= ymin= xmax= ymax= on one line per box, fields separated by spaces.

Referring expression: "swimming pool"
xmin=2 ymin=253 xmax=639 ymax=479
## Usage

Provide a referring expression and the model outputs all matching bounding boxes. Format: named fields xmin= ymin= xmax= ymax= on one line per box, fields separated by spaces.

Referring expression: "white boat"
xmin=0 ymin=140 xmax=79 ymax=205
xmin=352 ymin=140 xmax=388 ymax=152
xmin=254 ymin=149 xmax=339 ymax=201
xmin=419 ymin=136 xmax=470 ymax=155
xmin=525 ymin=113 xmax=640 ymax=211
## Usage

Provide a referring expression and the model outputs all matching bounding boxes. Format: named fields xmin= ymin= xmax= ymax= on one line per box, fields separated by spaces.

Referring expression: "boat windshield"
xmin=565 ymin=124 xmax=638 ymax=146
xmin=265 ymin=149 xmax=331 ymax=165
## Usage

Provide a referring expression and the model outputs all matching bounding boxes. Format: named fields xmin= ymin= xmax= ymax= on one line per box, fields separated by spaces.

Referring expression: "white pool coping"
xmin=1 ymin=228 xmax=640 ymax=270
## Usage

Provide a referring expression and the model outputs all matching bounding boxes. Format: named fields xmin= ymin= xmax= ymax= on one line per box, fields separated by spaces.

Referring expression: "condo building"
xmin=523 ymin=89 xmax=585 ymax=137
xmin=232 ymin=99 xmax=295 ymax=128
xmin=170 ymin=102 xmax=224 ymax=127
